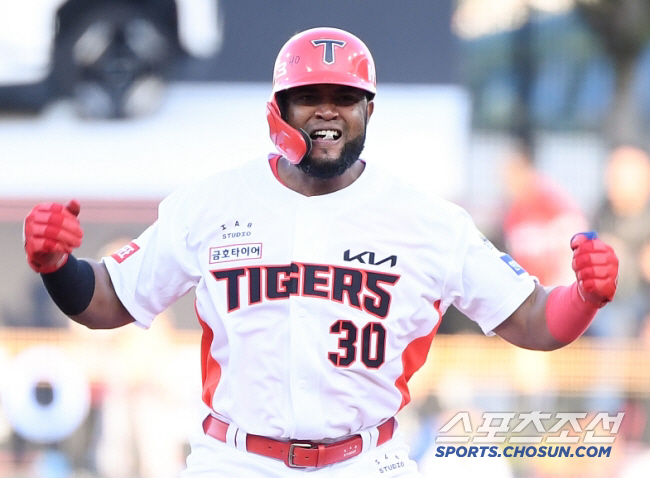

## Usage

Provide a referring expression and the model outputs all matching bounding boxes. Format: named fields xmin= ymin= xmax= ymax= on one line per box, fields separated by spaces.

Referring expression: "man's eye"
xmin=337 ymin=95 xmax=361 ymax=105
xmin=297 ymin=94 xmax=317 ymax=102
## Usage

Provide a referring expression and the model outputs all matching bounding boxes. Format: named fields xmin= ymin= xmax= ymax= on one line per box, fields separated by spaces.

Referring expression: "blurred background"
xmin=1 ymin=1 xmax=650 ymax=477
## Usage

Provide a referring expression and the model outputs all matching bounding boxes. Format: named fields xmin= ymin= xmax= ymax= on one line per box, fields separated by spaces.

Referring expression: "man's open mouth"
xmin=310 ymin=129 xmax=342 ymax=141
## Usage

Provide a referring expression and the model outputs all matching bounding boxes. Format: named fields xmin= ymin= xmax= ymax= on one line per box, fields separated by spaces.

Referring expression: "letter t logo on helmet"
xmin=311 ymin=39 xmax=346 ymax=64
xmin=266 ymin=27 xmax=377 ymax=165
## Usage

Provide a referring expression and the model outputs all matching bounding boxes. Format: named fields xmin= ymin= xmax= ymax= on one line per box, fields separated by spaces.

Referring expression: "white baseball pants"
xmin=180 ymin=429 xmax=422 ymax=477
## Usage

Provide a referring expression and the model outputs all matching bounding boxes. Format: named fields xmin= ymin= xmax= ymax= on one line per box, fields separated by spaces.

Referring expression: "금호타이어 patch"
xmin=209 ymin=243 xmax=262 ymax=264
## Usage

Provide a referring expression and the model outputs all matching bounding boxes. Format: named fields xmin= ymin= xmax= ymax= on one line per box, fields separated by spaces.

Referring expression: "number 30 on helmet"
xmin=266 ymin=27 xmax=377 ymax=164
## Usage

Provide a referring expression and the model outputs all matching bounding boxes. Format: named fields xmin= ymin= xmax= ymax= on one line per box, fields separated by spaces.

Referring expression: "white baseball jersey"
xmin=103 ymin=156 xmax=535 ymax=441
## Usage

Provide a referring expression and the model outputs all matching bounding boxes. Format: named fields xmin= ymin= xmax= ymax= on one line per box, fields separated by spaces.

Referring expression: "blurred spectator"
xmin=500 ymin=140 xmax=589 ymax=287
xmin=438 ymin=139 xmax=589 ymax=336
xmin=85 ymin=236 xmax=199 ymax=478
xmin=2 ymin=280 xmax=68 ymax=328
xmin=589 ymin=144 xmax=650 ymax=338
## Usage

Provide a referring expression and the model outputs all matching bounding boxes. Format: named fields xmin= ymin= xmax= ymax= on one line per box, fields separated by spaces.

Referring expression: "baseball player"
xmin=23 ymin=27 xmax=619 ymax=477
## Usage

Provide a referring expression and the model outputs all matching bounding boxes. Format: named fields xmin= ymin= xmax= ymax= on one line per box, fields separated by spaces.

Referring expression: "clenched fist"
xmin=570 ymin=232 xmax=618 ymax=307
xmin=24 ymin=200 xmax=83 ymax=273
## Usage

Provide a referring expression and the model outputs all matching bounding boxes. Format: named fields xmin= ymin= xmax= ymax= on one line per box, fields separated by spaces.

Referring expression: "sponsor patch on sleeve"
xmin=210 ymin=243 xmax=262 ymax=264
xmin=500 ymin=254 xmax=526 ymax=275
xmin=479 ymin=233 xmax=496 ymax=250
xmin=111 ymin=242 xmax=140 ymax=263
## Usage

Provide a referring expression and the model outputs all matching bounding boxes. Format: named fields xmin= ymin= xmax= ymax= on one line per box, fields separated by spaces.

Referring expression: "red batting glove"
xmin=24 ymin=200 xmax=83 ymax=274
xmin=570 ymin=232 xmax=618 ymax=307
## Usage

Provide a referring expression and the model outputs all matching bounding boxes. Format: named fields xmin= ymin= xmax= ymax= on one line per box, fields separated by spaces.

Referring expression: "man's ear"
xmin=366 ymin=100 xmax=374 ymax=122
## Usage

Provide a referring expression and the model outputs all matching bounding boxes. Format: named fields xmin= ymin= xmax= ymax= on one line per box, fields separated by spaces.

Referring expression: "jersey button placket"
xmin=288 ymin=199 xmax=329 ymax=437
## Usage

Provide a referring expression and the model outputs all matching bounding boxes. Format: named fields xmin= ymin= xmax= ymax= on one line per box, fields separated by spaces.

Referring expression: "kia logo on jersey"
xmin=344 ymin=250 xmax=397 ymax=268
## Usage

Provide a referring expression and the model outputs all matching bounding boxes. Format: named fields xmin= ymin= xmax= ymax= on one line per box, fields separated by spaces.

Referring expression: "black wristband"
xmin=41 ymin=255 xmax=95 ymax=316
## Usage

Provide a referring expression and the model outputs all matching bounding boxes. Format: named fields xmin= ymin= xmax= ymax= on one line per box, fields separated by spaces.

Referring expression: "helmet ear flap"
xmin=266 ymin=97 xmax=311 ymax=165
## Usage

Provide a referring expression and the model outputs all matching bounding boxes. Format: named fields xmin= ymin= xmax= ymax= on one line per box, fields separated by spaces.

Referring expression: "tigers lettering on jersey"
xmin=211 ymin=262 xmax=400 ymax=318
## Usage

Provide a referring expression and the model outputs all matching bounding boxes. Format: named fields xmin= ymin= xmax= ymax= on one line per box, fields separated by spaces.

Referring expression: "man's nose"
xmin=315 ymin=102 xmax=339 ymax=120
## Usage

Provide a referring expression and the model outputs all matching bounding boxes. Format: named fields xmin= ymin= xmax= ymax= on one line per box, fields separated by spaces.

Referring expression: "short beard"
xmin=298 ymin=132 xmax=366 ymax=180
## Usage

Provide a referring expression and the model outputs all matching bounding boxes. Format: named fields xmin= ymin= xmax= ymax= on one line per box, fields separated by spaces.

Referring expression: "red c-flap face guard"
xmin=266 ymin=97 xmax=311 ymax=165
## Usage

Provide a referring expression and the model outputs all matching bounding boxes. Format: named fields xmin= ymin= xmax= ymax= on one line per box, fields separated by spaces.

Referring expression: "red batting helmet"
xmin=266 ymin=27 xmax=377 ymax=164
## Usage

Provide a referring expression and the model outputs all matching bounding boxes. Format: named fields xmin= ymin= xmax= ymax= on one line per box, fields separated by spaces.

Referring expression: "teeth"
xmin=313 ymin=130 xmax=339 ymax=140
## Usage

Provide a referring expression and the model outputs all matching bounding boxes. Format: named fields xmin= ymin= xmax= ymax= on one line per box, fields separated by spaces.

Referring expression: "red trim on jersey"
xmin=195 ymin=301 xmax=222 ymax=408
xmin=395 ymin=300 xmax=443 ymax=411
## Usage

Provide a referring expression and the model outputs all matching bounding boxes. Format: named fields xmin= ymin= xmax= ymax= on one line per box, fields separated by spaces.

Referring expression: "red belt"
xmin=202 ymin=415 xmax=395 ymax=468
